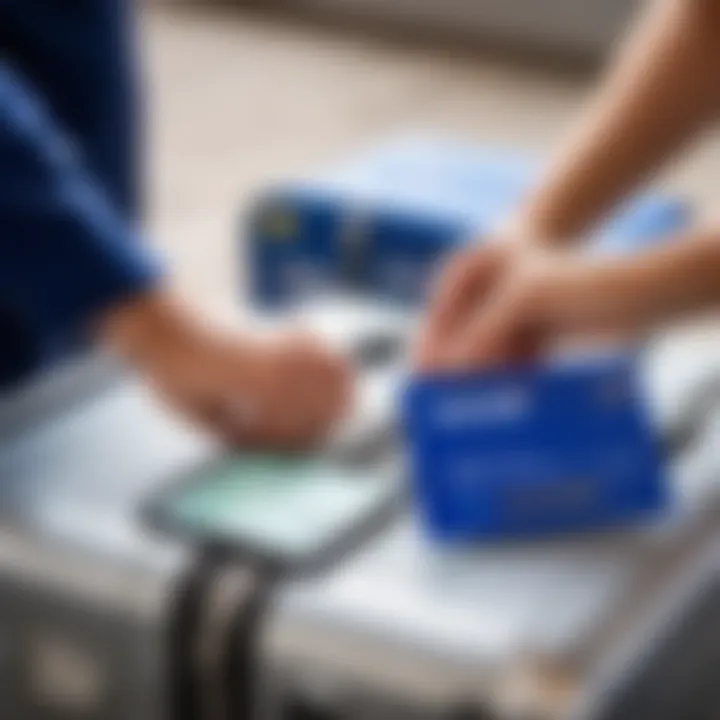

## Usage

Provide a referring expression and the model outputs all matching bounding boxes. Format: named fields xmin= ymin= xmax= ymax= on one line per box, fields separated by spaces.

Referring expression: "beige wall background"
xmin=141 ymin=4 xmax=720 ymax=321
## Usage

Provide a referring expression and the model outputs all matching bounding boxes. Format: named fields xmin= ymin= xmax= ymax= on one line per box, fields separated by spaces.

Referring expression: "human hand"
xmin=426 ymin=248 xmax=645 ymax=372
xmin=416 ymin=237 xmax=537 ymax=370
xmin=100 ymin=291 xmax=353 ymax=450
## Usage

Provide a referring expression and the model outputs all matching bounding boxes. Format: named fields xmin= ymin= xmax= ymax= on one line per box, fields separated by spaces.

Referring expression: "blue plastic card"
xmin=403 ymin=354 xmax=668 ymax=541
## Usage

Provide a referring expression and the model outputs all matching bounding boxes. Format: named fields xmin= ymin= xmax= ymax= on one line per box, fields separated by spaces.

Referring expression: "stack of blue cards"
xmin=403 ymin=354 xmax=668 ymax=541
xmin=246 ymin=135 xmax=690 ymax=308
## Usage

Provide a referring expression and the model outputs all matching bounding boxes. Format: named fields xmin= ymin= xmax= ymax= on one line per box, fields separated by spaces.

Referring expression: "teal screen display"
xmin=163 ymin=455 xmax=395 ymax=558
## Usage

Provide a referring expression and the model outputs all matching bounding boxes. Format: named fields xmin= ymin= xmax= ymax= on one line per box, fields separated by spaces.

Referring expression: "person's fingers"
xmin=216 ymin=395 xmax=266 ymax=447
xmin=288 ymin=357 xmax=353 ymax=445
xmin=235 ymin=339 xmax=350 ymax=450
xmin=417 ymin=254 xmax=480 ymax=368
xmin=162 ymin=386 xmax=258 ymax=449
xmin=218 ymin=393 xmax=315 ymax=451
xmin=313 ymin=350 xmax=355 ymax=426
xmin=160 ymin=331 xmax=354 ymax=452
xmin=282 ymin=335 xmax=354 ymax=426
xmin=417 ymin=248 xmax=502 ymax=370
xmin=445 ymin=286 xmax=539 ymax=371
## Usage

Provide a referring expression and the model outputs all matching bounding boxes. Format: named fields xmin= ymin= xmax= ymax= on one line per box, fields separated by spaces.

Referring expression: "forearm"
xmin=540 ymin=231 xmax=720 ymax=332
xmin=514 ymin=0 xmax=720 ymax=243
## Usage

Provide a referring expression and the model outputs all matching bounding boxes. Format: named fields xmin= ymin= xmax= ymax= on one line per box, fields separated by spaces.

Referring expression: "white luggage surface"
xmin=258 ymin=321 xmax=720 ymax=719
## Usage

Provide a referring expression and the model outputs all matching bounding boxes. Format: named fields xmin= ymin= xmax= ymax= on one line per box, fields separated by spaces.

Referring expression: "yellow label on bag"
xmin=261 ymin=207 xmax=299 ymax=241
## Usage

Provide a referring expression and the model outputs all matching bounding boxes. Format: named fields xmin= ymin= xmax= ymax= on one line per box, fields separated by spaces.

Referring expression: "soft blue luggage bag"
xmin=247 ymin=136 xmax=690 ymax=307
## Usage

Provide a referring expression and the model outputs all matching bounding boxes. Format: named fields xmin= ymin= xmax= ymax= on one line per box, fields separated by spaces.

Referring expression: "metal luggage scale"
xmin=254 ymin=320 xmax=720 ymax=720
xmin=0 ymin=299 xmax=718 ymax=720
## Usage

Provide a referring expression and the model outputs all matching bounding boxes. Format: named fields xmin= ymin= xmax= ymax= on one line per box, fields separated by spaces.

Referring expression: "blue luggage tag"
xmin=403 ymin=353 xmax=668 ymax=542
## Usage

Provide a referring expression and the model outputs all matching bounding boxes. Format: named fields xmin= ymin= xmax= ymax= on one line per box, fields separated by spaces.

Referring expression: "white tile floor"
xmin=141 ymin=5 xmax=720 ymax=322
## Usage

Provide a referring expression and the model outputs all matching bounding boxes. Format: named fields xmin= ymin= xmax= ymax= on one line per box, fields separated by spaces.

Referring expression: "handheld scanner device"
xmin=404 ymin=352 xmax=669 ymax=541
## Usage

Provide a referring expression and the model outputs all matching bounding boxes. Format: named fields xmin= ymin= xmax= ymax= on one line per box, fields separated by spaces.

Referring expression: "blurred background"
xmin=141 ymin=0 xmax=720 ymax=318
xmin=1 ymin=3 xmax=719 ymax=719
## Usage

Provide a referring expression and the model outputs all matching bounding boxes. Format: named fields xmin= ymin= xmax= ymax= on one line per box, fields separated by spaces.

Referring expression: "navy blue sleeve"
xmin=0 ymin=62 xmax=161 ymax=340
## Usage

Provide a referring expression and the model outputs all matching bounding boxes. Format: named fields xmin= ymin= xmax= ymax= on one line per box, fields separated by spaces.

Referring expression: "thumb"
xmin=417 ymin=248 xmax=504 ymax=370
xmin=446 ymin=286 xmax=540 ymax=371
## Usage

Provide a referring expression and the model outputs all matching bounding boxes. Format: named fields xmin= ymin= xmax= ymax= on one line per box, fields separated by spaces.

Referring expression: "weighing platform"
xmin=0 ymin=302 xmax=717 ymax=720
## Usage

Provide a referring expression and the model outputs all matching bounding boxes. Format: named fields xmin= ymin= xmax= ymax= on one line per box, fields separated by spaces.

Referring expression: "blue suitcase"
xmin=403 ymin=353 xmax=668 ymax=541
xmin=246 ymin=135 xmax=690 ymax=308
